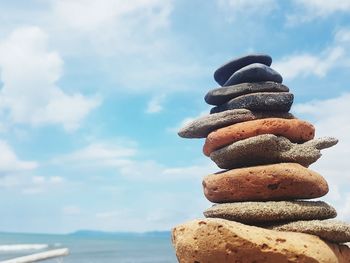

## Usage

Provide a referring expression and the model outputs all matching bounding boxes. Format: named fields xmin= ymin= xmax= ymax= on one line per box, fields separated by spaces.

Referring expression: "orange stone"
xmin=203 ymin=118 xmax=315 ymax=156
xmin=202 ymin=163 xmax=328 ymax=203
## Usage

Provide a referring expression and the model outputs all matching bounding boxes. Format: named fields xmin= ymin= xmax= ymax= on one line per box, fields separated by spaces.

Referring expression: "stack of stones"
xmin=172 ymin=54 xmax=350 ymax=262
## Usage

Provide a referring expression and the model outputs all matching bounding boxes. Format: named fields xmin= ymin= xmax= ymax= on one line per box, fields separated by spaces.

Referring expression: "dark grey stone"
xmin=205 ymin=81 xmax=289 ymax=106
xmin=210 ymin=134 xmax=338 ymax=170
xmin=214 ymin=54 xmax=272 ymax=86
xmin=210 ymin=92 xmax=293 ymax=114
xmin=223 ymin=63 xmax=282 ymax=87
xmin=178 ymin=109 xmax=295 ymax=139
xmin=204 ymin=201 xmax=337 ymax=224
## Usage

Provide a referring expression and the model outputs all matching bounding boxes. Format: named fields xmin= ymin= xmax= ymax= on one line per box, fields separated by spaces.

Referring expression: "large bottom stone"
xmin=172 ymin=218 xmax=350 ymax=263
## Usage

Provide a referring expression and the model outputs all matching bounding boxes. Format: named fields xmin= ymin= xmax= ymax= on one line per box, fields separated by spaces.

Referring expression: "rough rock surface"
xmin=203 ymin=163 xmax=328 ymax=203
xmin=210 ymin=92 xmax=293 ymax=114
xmin=178 ymin=109 xmax=295 ymax=138
xmin=205 ymin=81 xmax=289 ymax=105
xmin=266 ymin=220 xmax=350 ymax=243
xmin=223 ymin=63 xmax=282 ymax=87
xmin=204 ymin=201 xmax=337 ymax=224
xmin=210 ymin=134 xmax=338 ymax=169
xmin=203 ymin=118 xmax=315 ymax=156
xmin=214 ymin=54 xmax=272 ymax=86
xmin=172 ymin=218 xmax=350 ymax=263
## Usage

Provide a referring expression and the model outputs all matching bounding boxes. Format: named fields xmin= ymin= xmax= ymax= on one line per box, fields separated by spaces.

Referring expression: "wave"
xmin=0 ymin=244 xmax=48 ymax=252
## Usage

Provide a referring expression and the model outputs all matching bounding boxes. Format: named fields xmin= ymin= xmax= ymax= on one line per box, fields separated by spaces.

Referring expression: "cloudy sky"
xmin=0 ymin=0 xmax=350 ymax=233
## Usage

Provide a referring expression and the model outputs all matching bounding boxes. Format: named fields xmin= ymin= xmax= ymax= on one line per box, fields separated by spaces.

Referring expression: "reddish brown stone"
xmin=202 ymin=163 xmax=328 ymax=203
xmin=203 ymin=118 xmax=315 ymax=156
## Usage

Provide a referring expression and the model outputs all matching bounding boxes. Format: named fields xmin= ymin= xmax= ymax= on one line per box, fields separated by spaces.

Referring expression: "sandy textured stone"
xmin=203 ymin=163 xmax=328 ymax=203
xmin=178 ymin=109 xmax=295 ymax=139
xmin=172 ymin=218 xmax=350 ymax=263
xmin=223 ymin=63 xmax=282 ymax=87
xmin=204 ymin=201 xmax=337 ymax=224
xmin=214 ymin=54 xmax=272 ymax=86
xmin=210 ymin=92 xmax=293 ymax=114
xmin=205 ymin=81 xmax=289 ymax=105
xmin=266 ymin=220 xmax=350 ymax=243
xmin=210 ymin=134 xmax=338 ymax=170
xmin=203 ymin=118 xmax=315 ymax=156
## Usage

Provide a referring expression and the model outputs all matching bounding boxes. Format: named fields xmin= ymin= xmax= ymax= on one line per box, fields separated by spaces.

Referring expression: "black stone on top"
xmin=223 ymin=63 xmax=282 ymax=87
xmin=210 ymin=92 xmax=294 ymax=114
xmin=205 ymin=81 xmax=289 ymax=106
xmin=214 ymin=54 xmax=272 ymax=86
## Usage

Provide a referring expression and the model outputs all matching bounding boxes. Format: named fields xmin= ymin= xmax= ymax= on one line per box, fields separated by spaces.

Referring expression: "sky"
xmin=0 ymin=0 xmax=350 ymax=234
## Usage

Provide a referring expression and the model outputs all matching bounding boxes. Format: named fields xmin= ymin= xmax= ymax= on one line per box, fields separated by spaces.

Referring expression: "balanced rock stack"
xmin=172 ymin=54 xmax=350 ymax=262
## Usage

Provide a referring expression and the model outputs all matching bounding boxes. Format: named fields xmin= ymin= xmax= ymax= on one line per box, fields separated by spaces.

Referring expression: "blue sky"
xmin=0 ymin=0 xmax=350 ymax=233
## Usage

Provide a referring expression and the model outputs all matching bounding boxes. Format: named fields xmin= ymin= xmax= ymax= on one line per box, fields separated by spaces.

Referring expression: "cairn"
xmin=172 ymin=54 xmax=350 ymax=262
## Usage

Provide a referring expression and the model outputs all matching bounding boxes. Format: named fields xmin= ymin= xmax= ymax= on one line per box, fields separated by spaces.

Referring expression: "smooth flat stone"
xmin=210 ymin=134 xmax=337 ymax=170
xmin=178 ymin=109 xmax=295 ymax=139
xmin=172 ymin=219 xmax=350 ymax=263
xmin=266 ymin=220 xmax=350 ymax=243
xmin=223 ymin=63 xmax=282 ymax=87
xmin=204 ymin=201 xmax=337 ymax=224
xmin=205 ymin=81 xmax=289 ymax=106
xmin=214 ymin=54 xmax=272 ymax=86
xmin=210 ymin=92 xmax=293 ymax=114
xmin=203 ymin=118 xmax=315 ymax=156
xmin=203 ymin=163 xmax=328 ymax=203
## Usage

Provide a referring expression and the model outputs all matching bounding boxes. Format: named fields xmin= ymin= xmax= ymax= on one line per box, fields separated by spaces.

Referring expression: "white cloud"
xmin=274 ymin=28 xmax=350 ymax=80
xmin=0 ymin=26 xmax=101 ymax=131
xmin=146 ymin=94 xmax=165 ymax=114
xmin=53 ymin=139 xmax=216 ymax=182
xmin=294 ymin=93 xmax=350 ymax=221
xmin=217 ymin=0 xmax=278 ymax=21
xmin=43 ymin=0 xmax=173 ymax=56
xmin=0 ymin=1 xmax=206 ymax=95
xmin=0 ymin=173 xmax=64 ymax=195
xmin=288 ymin=0 xmax=350 ymax=25
xmin=52 ymin=141 xmax=137 ymax=168
xmin=0 ymin=140 xmax=37 ymax=174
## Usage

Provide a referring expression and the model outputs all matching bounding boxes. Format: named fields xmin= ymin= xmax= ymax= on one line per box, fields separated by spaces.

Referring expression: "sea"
xmin=0 ymin=231 xmax=177 ymax=262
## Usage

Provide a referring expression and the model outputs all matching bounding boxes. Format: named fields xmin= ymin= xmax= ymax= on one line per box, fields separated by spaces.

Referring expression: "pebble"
xmin=178 ymin=109 xmax=295 ymax=139
xmin=267 ymin=220 xmax=350 ymax=243
xmin=172 ymin=218 xmax=350 ymax=263
xmin=205 ymin=81 xmax=289 ymax=105
xmin=202 ymin=163 xmax=328 ymax=203
xmin=214 ymin=54 xmax=272 ymax=86
xmin=204 ymin=201 xmax=337 ymax=224
xmin=210 ymin=92 xmax=294 ymax=114
xmin=210 ymin=134 xmax=338 ymax=170
xmin=203 ymin=118 xmax=315 ymax=156
xmin=223 ymin=63 xmax=282 ymax=87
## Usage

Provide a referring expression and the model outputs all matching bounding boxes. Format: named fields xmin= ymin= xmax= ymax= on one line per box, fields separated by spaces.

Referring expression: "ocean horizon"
xmin=0 ymin=230 xmax=177 ymax=262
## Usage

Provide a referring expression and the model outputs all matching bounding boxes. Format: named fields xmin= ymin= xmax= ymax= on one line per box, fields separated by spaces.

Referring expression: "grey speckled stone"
xmin=205 ymin=82 xmax=289 ymax=106
xmin=178 ymin=109 xmax=295 ymax=139
xmin=204 ymin=201 xmax=337 ymax=224
xmin=210 ymin=92 xmax=293 ymax=114
xmin=210 ymin=134 xmax=338 ymax=169
xmin=214 ymin=54 xmax=272 ymax=86
xmin=223 ymin=63 xmax=282 ymax=87
xmin=266 ymin=220 xmax=350 ymax=243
